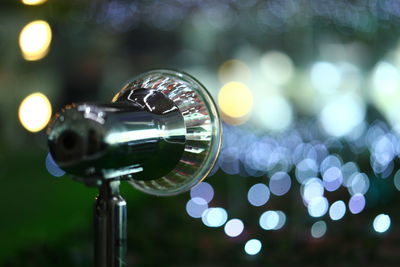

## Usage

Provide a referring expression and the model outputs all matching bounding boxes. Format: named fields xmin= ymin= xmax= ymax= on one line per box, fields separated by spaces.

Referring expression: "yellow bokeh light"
xmin=21 ymin=0 xmax=47 ymax=5
xmin=218 ymin=81 xmax=253 ymax=119
xmin=19 ymin=20 xmax=52 ymax=61
xmin=218 ymin=59 xmax=252 ymax=84
xmin=18 ymin=92 xmax=52 ymax=132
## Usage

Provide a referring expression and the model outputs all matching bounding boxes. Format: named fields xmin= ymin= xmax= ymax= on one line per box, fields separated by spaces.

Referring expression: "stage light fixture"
xmin=47 ymin=69 xmax=221 ymax=267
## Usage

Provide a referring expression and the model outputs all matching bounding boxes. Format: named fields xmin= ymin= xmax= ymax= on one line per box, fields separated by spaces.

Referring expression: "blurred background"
xmin=2 ymin=0 xmax=400 ymax=266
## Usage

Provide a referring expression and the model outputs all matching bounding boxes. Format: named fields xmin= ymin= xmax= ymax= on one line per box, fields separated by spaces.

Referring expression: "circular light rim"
xmin=127 ymin=69 xmax=222 ymax=196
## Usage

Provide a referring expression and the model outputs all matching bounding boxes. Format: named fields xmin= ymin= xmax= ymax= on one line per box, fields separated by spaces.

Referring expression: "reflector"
xmin=122 ymin=70 xmax=221 ymax=195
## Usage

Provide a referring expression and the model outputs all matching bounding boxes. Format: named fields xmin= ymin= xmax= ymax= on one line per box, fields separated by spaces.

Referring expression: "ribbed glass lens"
xmin=113 ymin=69 xmax=221 ymax=196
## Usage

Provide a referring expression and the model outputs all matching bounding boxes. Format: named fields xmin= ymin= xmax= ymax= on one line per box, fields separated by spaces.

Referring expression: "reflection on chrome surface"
xmin=119 ymin=70 xmax=221 ymax=195
xmin=48 ymin=69 xmax=221 ymax=195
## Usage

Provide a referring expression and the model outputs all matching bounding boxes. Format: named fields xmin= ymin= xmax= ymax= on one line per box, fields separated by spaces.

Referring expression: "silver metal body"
xmin=47 ymin=70 xmax=222 ymax=266
xmin=48 ymin=88 xmax=186 ymax=186
xmin=94 ymin=180 xmax=127 ymax=267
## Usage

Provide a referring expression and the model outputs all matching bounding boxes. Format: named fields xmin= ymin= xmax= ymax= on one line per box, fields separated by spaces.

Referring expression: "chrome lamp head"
xmin=48 ymin=69 xmax=221 ymax=195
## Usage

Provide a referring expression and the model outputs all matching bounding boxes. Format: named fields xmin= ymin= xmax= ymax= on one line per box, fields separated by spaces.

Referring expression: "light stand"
xmin=94 ymin=180 xmax=127 ymax=267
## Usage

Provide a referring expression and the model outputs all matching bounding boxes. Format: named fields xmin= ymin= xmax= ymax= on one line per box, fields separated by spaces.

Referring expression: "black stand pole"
xmin=94 ymin=180 xmax=127 ymax=267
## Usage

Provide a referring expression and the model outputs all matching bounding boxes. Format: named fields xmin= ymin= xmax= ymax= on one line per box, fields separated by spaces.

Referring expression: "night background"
xmin=1 ymin=0 xmax=400 ymax=266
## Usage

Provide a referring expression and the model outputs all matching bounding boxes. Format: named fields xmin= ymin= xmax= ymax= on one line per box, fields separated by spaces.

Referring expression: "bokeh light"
xmin=45 ymin=152 xmax=65 ymax=177
xmin=18 ymin=92 xmax=52 ymax=132
xmin=19 ymin=20 xmax=52 ymax=61
xmin=247 ymin=183 xmax=270 ymax=207
xmin=259 ymin=211 xmax=279 ymax=230
xmin=370 ymin=61 xmax=400 ymax=132
xmin=308 ymin=196 xmax=329 ymax=217
xmin=8 ymin=1 xmax=400 ymax=264
xmin=311 ymin=221 xmax=327 ymax=238
xmin=186 ymin=197 xmax=208 ymax=218
xmin=260 ymin=51 xmax=294 ymax=86
xmin=21 ymin=0 xmax=47 ymax=5
xmin=224 ymin=218 xmax=244 ymax=237
xmin=269 ymin=172 xmax=291 ymax=196
xmin=341 ymin=162 xmax=359 ymax=187
xmin=372 ymin=62 xmax=398 ymax=96
xmin=218 ymin=59 xmax=252 ymax=84
xmin=275 ymin=211 xmax=286 ymax=230
xmin=259 ymin=210 xmax=286 ymax=230
xmin=371 ymin=62 xmax=399 ymax=104
xmin=218 ymin=81 xmax=253 ymax=120
xmin=319 ymin=93 xmax=365 ymax=137
xmin=329 ymin=200 xmax=346 ymax=221
xmin=373 ymin=214 xmax=391 ymax=233
xmin=296 ymin=158 xmax=318 ymax=184
xmin=201 ymin=207 xmax=228 ymax=227
xmin=311 ymin=62 xmax=341 ymax=93
xmin=320 ymin=155 xmax=342 ymax=174
xmin=219 ymin=145 xmax=240 ymax=175
xmin=301 ymin=178 xmax=324 ymax=203
xmin=244 ymin=239 xmax=262 ymax=255
xmin=190 ymin=182 xmax=214 ymax=203
xmin=255 ymin=95 xmax=293 ymax=132
xmin=394 ymin=169 xmax=400 ymax=191
xmin=322 ymin=167 xmax=343 ymax=192
xmin=348 ymin=193 xmax=366 ymax=214
xmin=348 ymin=173 xmax=370 ymax=195
xmin=370 ymin=134 xmax=396 ymax=177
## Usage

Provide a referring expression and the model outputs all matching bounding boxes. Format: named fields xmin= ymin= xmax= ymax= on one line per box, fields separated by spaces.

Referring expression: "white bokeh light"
xmin=224 ymin=219 xmax=244 ymax=237
xmin=259 ymin=211 xmax=279 ymax=230
xmin=269 ymin=172 xmax=291 ymax=196
xmin=371 ymin=61 xmax=399 ymax=103
xmin=255 ymin=94 xmax=293 ymax=132
xmin=311 ymin=221 xmax=327 ymax=238
xmin=372 ymin=135 xmax=395 ymax=167
xmin=308 ymin=196 xmax=329 ymax=218
xmin=275 ymin=211 xmax=286 ymax=230
xmin=329 ymin=200 xmax=346 ymax=221
xmin=190 ymin=182 xmax=214 ymax=203
xmin=341 ymin=162 xmax=359 ymax=187
xmin=302 ymin=178 xmax=324 ymax=203
xmin=373 ymin=214 xmax=391 ymax=233
xmin=186 ymin=197 xmax=208 ymax=218
xmin=260 ymin=51 xmax=294 ymax=86
xmin=319 ymin=93 xmax=365 ymax=137
xmin=348 ymin=173 xmax=370 ymax=195
xmin=296 ymin=158 xmax=318 ymax=184
xmin=370 ymin=61 xmax=400 ymax=132
xmin=322 ymin=167 xmax=343 ymax=192
xmin=201 ymin=207 xmax=228 ymax=227
xmin=247 ymin=183 xmax=270 ymax=207
xmin=311 ymin=62 xmax=341 ymax=93
xmin=244 ymin=239 xmax=262 ymax=255
xmin=320 ymin=155 xmax=342 ymax=174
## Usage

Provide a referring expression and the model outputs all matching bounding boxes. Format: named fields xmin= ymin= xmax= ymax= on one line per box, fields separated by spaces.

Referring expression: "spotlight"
xmin=47 ymin=69 xmax=221 ymax=266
